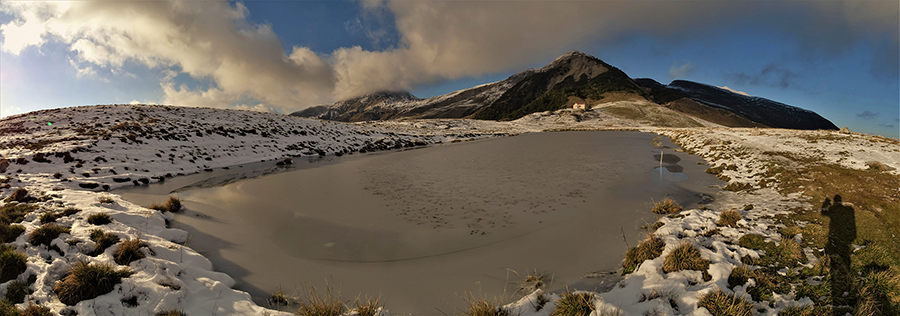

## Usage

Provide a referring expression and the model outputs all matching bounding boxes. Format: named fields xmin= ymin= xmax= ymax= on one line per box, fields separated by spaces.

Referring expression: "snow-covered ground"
xmin=1 ymin=104 xmax=897 ymax=315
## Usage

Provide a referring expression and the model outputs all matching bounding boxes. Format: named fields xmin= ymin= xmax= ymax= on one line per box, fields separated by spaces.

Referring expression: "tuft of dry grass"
xmin=0 ymin=223 xmax=25 ymax=243
xmin=97 ymin=196 xmax=115 ymax=204
xmin=622 ymin=235 xmax=666 ymax=275
xmin=155 ymin=310 xmax=187 ymax=316
xmin=149 ymin=196 xmax=182 ymax=213
xmin=38 ymin=212 xmax=60 ymax=224
xmin=696 ymin=289 xmax=752 ymax=316
xmin=652 ymin=198 xmax=683 ymax=214
xmin=53 ymin=261 xmax=132 ymax=305
xmin=269 ymin=286 xmax=294 ymax=307
xmin=662 ymin=242 xmax=711 ymax=281
xmin=295 ymin=284 xmax=345 ymax=316
xmin=0 ymin=244 xmax=27 ymax=283
xmin=114 ymin=238 xmax=149 ymax=265
xmin=28 ymin=224 xmax=70 ymax=247
xmin=352 ymin=295 xmax=382 ymax=316
xmin=88 ymin=229 xmax=120 ymax=256
xmin=4 ymin=280 xmax=27 ymax=303
xmin=551 ymin=291 xmax=595 ymax=316
xmin=87 ymin=213 xmax=112 ymax=225
xmin=517 ymin=269 xmax=548 ymax=294
xmin=717 ymin=210 xmax=741 ymax=227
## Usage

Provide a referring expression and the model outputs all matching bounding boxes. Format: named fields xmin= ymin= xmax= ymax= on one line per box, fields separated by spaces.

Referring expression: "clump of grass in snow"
xmin=622 ymin=235 xmax=665 ymax=275
xmin=113 ymin=238 xmax=149 ymax=265
xmin=87 ymin=213 xmax=112 ymax=225
xmin=97 ymin=196 xmax=115 ymax=204
xmin=149 ymin=196 xmax=182 ymax=213
xmin=53 ymin=261 xmax=132 ymax=306
xmin=89 ymin=229 xmax=120 ymax=256
xmin=0 ymin=223 xmax=25 ymax=243
xmin=28 ymin=224 xmax=70 ymax=247
xmin=652 ymin=198 xmax=683 ymax=214
xmin=0 ymin=245 xmax=27 ymax=283
xmin=696 ymin=289 xmax=752 ymax=316
xmin=551 ymin=291 xmax=595 ymax=316
xmin=662 ymin=242 xmax=711 ymax=281
xmin=38 ymin=212 xmax=60 ymax=224
xmin=728 ymin=265 xmax=779 ymax=301
xmin=60 ymin=207 xmax=81 ymax=216
xmin=1 ymin=203 xmax=37 ymax=225
xmin=717 ymin=210 xmax=741 ymax=227
xmin=155 ymin=310 xmax=187 ymax=316
xmin=5 ymin=280 xmax=28 ymax=303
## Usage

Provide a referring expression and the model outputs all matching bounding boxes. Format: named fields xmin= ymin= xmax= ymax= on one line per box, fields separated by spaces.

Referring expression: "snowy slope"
xmin=0 ymin=104 xmax=508 ymax=315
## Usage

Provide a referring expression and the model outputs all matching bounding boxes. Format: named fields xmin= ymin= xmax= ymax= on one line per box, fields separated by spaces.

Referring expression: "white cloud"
xmin=0 ymin=7 xmax=47 ymax=54
xmin=1 ymin=0 xmax=335 ymax=112
xmin=0 ymin=0 xmax=895 ymax=112
xmin=669 ymin=63 xmax=694 ymax=79
xmin=718 ymin=86 xmax=749 ymax=96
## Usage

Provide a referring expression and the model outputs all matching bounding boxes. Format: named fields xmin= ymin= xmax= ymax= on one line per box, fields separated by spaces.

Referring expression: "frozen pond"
xmin=119 ymin=131 xmax=721 ymax=315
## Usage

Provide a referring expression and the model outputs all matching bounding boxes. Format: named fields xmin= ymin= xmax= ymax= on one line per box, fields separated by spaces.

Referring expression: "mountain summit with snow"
xmin=292 ymin=51 xmax=838 ymax=130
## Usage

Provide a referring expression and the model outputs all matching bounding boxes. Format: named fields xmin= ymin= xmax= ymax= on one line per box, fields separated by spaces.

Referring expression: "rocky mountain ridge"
xmin=292 ymin=51 xmax=838 ymax=130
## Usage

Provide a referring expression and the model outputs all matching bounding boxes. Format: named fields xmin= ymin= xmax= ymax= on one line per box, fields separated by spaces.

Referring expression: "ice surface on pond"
xmin=119 ymin=131 xmax=721 ymax=315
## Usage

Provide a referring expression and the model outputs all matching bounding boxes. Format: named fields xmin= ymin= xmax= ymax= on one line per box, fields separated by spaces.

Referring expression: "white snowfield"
xmin=0 ymin=104 xmax=897 ymax=315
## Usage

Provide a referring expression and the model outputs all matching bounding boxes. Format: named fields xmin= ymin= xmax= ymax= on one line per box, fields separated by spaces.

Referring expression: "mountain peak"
xmin=543 ymin=51 xmax=603 ymax=69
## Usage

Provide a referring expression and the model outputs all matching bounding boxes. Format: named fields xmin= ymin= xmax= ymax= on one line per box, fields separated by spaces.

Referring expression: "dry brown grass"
xmin=53 ymin=261 xmax=132 ymax=305
xmin=696 ymin=289 xmax=752 ymax=316
xmin=149 ymin=196 xmax=182 ymax=213
xmin=622 ymin=235 xmax=666 ymax=274
xmin=295 ymin=284 xmax=345 ymax=316
xmin=717 ymin=210 xmax=741 ymax=227
xmin=662 ymin=242 xmax=711 ymax=281
xmin=652 ymin=198 xmax=683 ymax=214
xmin=114 ymin=238 xmax=149 ymax=265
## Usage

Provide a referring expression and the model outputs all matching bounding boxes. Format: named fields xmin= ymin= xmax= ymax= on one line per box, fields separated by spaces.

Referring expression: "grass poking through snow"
xmin=53 ymin=261 xmax=132 ymax=306
xmin=652 ymin=198 xmax=683 ymax=214
xmin=622 ymin=235 xmax=665 ymax=274
xmin=663 ymin=242 xmax=711 ymax=281
xmin=696 ymin=289 xmax=752 ymax=316
xmin=551 ymin=291 xmax=595 ymax=316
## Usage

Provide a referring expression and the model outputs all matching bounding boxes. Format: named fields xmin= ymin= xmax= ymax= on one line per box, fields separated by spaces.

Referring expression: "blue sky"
xmin=0 ymin=0 xmax=897 ymax=138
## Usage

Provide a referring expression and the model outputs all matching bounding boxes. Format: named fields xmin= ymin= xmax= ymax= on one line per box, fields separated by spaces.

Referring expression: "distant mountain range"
xmin=292 ymin=51 xmax=838 ymax=130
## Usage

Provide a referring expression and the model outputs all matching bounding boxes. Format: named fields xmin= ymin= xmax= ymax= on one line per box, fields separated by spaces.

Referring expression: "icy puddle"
xmin=119 ymin=131 xmax=721 ymax=315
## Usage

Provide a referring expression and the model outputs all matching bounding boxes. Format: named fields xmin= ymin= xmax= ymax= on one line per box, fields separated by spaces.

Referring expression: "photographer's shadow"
xmin=821 ymin=194 xmax=856 ymax=312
